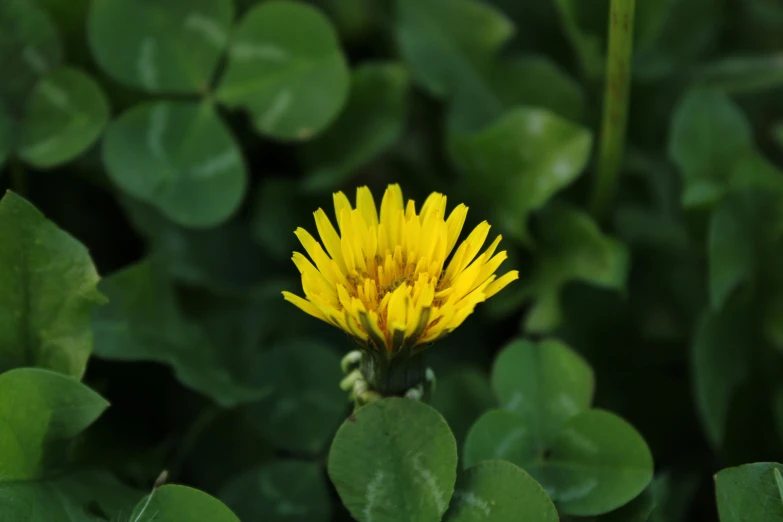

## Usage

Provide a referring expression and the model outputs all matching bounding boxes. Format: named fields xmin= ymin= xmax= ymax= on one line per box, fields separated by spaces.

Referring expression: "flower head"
xmin=283 ymin=184 xmax=518 ymax=355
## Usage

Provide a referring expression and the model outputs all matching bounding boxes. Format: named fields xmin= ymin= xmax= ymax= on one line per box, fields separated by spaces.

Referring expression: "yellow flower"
xmin=282 ymin=184 xmax=519 ymax=354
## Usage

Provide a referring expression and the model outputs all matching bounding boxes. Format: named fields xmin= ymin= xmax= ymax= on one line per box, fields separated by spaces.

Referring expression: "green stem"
xmin=361 ymin=348 xmax=428 ymax=397
xmin=589 ymin=0 xmax=636 ymax=219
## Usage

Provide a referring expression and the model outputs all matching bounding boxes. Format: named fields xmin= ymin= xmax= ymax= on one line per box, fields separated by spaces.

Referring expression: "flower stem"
xmin=589 ymin=0 xmax=636 ymax=219
xmin=361 ymin=348 xmax=428 ymax=397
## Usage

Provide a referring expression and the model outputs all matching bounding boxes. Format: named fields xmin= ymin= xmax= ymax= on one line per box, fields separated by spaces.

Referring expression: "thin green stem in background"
xmin=589 ymin=0 xmax=636 ymax=219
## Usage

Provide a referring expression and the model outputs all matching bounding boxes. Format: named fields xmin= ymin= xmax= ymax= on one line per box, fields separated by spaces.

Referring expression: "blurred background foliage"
xmin=3 ymin=0 xmax=783 ymax=519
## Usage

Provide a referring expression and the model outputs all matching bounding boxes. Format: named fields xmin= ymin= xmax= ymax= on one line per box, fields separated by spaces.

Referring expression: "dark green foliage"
xmin=2 ymin=0 xmax=783 ymax=520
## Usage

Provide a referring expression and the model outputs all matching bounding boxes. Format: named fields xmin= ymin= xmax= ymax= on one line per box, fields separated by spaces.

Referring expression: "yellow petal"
xmin=314 ymin=209 xmax=346 ymax=273
xmin=282 ymin=291 xmax=324 ymax=320
xmin=445 ymin=204 xmax=468 ymax=255
xmin=485 ymin=270 xmax=519 ymax=298
xmin=356 ymin=186 xmax=379 ymax=229
xmin=333 ymin=191 xmax=352 ymax=233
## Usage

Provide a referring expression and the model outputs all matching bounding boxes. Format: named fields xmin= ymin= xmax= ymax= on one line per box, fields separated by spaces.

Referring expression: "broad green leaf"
xmin=588 ymin=486 xmax=656 ymax=522
xmin=462 ymin=409 xmax=537 ymax=470
xmin=1 ymin=474 xmax=137 ymax=521
xmin=715 ymin=462 xmax=783 ymax=522
xmin=130 ymin=485 xmax=240 ymax=522
xmin=537 ymin=409 xmax=654 ymax=516
xmin=87 ymin=0 xmax=232 ymax=93
xmin=0 ymin=0 xmax=62 ymax=107
xmin=0 ymin=471 xmax=142 ymax=522
xmin=0 ymin=191 xmax=104 ymax=378
xmin=328 ymin=398 xmax=458 ymax=522
xmin=0 ymin=368 xmax=108 ymax=480
xmin=524 ymin=204 xmax=629 ymax=332
xmin=693 ymin=54 xmax=783 ymax=93
xmin=668 ymin=88 xmax=754 ymax=207
xmin=102 ymin=101 xmax=247 ymax=228
xmin=491 ymin=339 xmax=594 ymax=450
xmin=92 ymin=260 xmax=267 ymax=407
xmin=430 ymin=365 xmax=497 ymax=448
xmin=18 ymin=67 xmax=109 ymax=168
xmin=244 ymin=338 xmax=345 ymax=454
xmin=302 ymin=62 xmax=410 ymax=192
xmin=692 ymin=297 xmax=755 ymax=448
xmin=217 ymin=0 xmax=349 ymax=140
xmin=453 ymin=108 xmax=592 ymax=242
xmin=634 ymin=0 xmax=724 ymax=80
xmin=443 ymin=460 xmax=559 ymax=522
xmin=708 ymin=190 xmax=783 ymax=310
xmin=220 ymin=460 xmax=332 ymax=522
xmin=395 ymin=0 xmax=513 ymax=98
xmin=447 ymin=55 xmax=585 ymax=134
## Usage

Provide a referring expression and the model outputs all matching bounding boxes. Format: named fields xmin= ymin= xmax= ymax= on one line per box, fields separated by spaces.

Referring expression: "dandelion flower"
xmin=283 ymin=184 xmax=519 ymax=355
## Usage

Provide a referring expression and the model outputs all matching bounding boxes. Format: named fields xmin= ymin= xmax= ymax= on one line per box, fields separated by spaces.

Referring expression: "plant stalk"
xmin=589 ymin=0 xmax=636 ymax=219
xmin=361 ymin=348 xmax=428 ymax=397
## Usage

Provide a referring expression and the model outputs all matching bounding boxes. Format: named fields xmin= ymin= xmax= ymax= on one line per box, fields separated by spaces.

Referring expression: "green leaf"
xmin=328 ymin=398 xmax=458 ymax=522
xmin=634 ymin=0 xmax=724 ymax=80
xmin=217 ymin=0 xmax=350 ymax=140
xmin=715 ymin=462 xmax=783 ymax=522
xmin=220 ymin=460 xmax=332 ymax=522
xmin=0 ymin=0 xmax=62 ymax=107
xmin=0 ymin=191 xmax=105 ymax=378
xmin=443 ymin=460 xmax=559 ymax=522
xmin=130 ymin=485 xmax=240 ymax=522
xmin=0 ymin=368 xmax=108 ymax=480
xmin=447 ymin=55 xmax=586 ymax=135
xmin=589 ymin=485 xmax=656 ymax=522
xmin=244 ymin=338 xmax=345 ymax=454
xmin=693 ymin=54 xmax=783 ymax=93
xmin=395 ymin=0 xmax=513 ymax=98
xmin=92 ymin=260 xmax=267 ymax=407
xmin=708 ymin=190 xmax=783 ymax=310
xmin=0 ymin=471 xmax=142 ymax=522
xmin=462 ymin=409 xmax=537 ymax=470
xmin=102 ymin=101 xmax=248 ymax=228
xmin=87 ymin=0 xmax=232 ymax=93
xmin=524 ymin=204 xmax=629 ymax=332
xmin=491 ymin=338 xmax=594 ymax=449
xmin=18 ymin=67 xmax=109 ymax=168
xmin=537 ymin=409 xmax=654 ymax=516
xmin=668 ymin=88 xmax=754 ymax=207
xmin=302 ymin=62 xmax=410 ymax=192
xmin=452 ymin=108 xmax=593 ymax=242
xmin=692 ymin=297 xmax=756 ymax=448
xmin=430 ymin=365 xmax=497 ymax=448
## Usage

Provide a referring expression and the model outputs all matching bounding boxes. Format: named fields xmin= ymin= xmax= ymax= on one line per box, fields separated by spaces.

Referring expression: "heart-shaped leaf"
xmin=18 ymin=67 xmax=109 ymax=168
xmin=88 ymin=0 xmax=233 ymax=93
xmin=130 ymin=485 xmax=240 ymax=522
xmin=217 ymin=0 xmax=350 ymax=140
xmin=102 ymin=101 xmax=247 ymax=228
xmin=443 ymin=460 xmax=559 ymax=522
xmin=328 ymin=398 xmax=458 ymax=522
